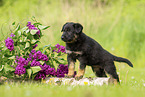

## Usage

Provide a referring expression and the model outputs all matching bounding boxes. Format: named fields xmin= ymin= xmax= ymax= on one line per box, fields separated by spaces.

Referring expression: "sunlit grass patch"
xmin=0 ymin=68 xmax=145 ymax=97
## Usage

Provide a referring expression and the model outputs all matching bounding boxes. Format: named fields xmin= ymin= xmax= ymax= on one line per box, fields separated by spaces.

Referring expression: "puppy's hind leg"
xmin=91 ymin=65 xmax=107 ymax=77
xmin=104 ymin=61 xmax=120 ymax=85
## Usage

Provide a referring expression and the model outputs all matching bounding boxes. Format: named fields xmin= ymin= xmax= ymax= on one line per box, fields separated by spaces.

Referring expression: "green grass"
xmin=0 ymin=68 xmax=145 ymax=97
xmin=1 ymin=67 xmax=145 ymax=97
xmin=0 ymin=84 xmax=145 ymax=97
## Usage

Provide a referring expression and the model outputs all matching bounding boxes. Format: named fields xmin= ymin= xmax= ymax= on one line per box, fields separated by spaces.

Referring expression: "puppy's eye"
xmin=66 ymin=28 xmax=70 ymax=32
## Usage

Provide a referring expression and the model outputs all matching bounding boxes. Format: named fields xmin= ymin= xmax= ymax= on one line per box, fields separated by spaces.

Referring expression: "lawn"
xmin=0 ymin=83 xmax=145 ymax=97
xmin=0 ymin=0 xmax=145 ymax=97
xmin=0 ymin=67 xmax=145 ymax=97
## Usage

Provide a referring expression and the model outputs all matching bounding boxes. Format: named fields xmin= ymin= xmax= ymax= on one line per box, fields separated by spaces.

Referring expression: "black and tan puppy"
xmin=61 ymin=22 xmax=133 ymax=84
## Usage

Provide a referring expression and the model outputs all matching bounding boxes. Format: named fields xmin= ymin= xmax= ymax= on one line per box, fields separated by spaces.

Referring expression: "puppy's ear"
xmin=73 ymin=23 xmax=83 ymax=34
xmin=61 ymin=23 xmax=68 ymax=32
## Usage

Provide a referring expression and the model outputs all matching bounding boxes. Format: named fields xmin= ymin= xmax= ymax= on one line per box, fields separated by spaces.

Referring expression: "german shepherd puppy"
xmin=61 ymin=22 xmax=133 ymax=84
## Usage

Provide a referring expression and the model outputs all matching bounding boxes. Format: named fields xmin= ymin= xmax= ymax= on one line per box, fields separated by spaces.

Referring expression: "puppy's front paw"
xmin=65 ymin=74 xmax=74 ymax=78
xmin=75 ymin=75 xmax=83 ymax=80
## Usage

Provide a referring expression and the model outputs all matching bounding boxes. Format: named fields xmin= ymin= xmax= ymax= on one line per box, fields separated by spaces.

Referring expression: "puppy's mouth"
xmin=61 ymin=34 xmax=78 ymax=43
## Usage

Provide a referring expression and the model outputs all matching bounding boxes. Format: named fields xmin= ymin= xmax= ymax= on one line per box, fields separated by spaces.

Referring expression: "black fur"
xmin=61 ymin=22 xmax=133 ymax=82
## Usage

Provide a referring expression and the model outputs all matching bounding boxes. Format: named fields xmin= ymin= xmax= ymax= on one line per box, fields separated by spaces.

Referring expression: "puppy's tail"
xmin=113 ymin=55 xmax=133 ymax=67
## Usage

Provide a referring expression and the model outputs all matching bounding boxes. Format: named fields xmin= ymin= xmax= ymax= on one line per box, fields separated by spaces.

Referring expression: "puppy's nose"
xmin=61 ymin=35 xmax=65 ymax=40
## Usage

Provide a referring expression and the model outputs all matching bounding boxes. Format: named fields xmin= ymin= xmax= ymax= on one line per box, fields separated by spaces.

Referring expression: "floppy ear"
xmin=61 ymin=23 xmax=68 ymax=32
xmin=73 ymin=23 xmax=83 ymax=34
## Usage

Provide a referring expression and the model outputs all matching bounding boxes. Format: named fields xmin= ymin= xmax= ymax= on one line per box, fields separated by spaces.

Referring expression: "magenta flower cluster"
xmin=57 ymin=64 xmax=76 ymax=78
xmin=30 ymin=49 xmax=49 ymax=62
xmin=15 ymin=49 xmax=49 ymax=76
xmin=35 ymin=64 xmax=77 ymax=80
xmin=34 ymin=64 xmax=70 ymax=80
xmin=27 ymin=22 xmax=40 ymax=36
xmin=10 ymin=33 xmax=15 ymax=37
xmin=5 ymin=37 xmax=14 ymax=51
xmin=14 ymin=56 xmax=29 ymax=76
xmin=14 ymin=46 xmax=76 ymax=80
xmin=54 ymin=44 xmax=66 ymax=53
xmin=33 ymin=44 xmax=38 ymax=49
xmin=35 ymin=63 xmax=56 ymax=80
xmin=56 ymin=64 xmax=68 ymax=77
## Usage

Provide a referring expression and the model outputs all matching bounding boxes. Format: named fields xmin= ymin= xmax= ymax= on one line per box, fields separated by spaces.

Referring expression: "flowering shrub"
xmin=0 ymin=20 xmax=76 ymax=80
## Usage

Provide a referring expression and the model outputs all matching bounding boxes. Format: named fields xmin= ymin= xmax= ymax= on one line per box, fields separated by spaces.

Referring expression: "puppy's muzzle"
xmin=61 ymin=35 xmax=65 ymax=40
xmin=61 ymin=35 xmax=68 ymax=42
xmin=61 ymin=33 xmax=77 ymax=43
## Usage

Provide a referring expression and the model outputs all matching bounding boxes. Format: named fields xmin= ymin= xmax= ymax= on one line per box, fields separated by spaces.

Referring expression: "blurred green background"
xmin=0 ymin=0 xmax=145 ymax=68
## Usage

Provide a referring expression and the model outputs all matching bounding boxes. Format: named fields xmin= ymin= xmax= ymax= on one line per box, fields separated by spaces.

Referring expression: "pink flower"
xmin=5 ymin=37 xmax=14 ymax=51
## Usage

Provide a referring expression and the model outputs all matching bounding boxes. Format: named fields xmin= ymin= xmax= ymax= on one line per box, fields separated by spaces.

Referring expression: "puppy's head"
xmin=61 ymin=22 xmax=83 ymax=43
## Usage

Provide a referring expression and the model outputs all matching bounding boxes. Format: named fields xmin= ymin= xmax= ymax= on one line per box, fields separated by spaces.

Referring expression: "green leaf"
xmin=4 ymin=64 xmax=15 ymax=72
xmin=57 ymin=52 xmax=62 ymax=56
xmin=4 ymin=54 xmax=13 ymax=57
xmin=33 ymin=22 xmax=42 ymax=26
xmin=39 ymin=61 xmax=44 ymax=65
xmin=20 ymin=44 xmax=24 ymax=50
xmin=53 ymin=58 xmax=61 ymax=64
xmin=13 ymin=24 xmax=20 ymax=36
xmin=42 ymin=44 xmax=53 ymax=54
xmin=31 ymin=39 xmax=37 ymax=44
xmin=12 ymin=22 xmax=15 ymax=25
xmin=16 ymin=24 xmax=20 ymax=31
xmin=27 ymin=69 xmax=32 ymax=78
xmin=0 ymin=46 xmax=3 ymax=50
xmin=32 ymin=73 xmax=38 ymax=80
xmin=0 ymin=44 xmax=4 ymax=48
xmin=15 ymin=46 xmax=20 ymax=54
xmin=8 ymin=56 xmax=15 ymax=59
xmin=23 ymin=37 xmax=27 ymax=42
xmin=25 ymin=42 xmax=30 ymax=48
xmin=0 ymin=65 xmax=4 ymax=71
xmin=21 ymin=27 xmax=28 ymax=32
xmin=57 ymin=58 xmax=65 ymax=61
xmin=27 ymin=34 xmax=33 ymax=40
xmin=31 ymin=66 xmax=41 ymax=74
xmin=43 ymin=44 xmax=52 ymax=48
xmin=33 ymin=34 xmax=40 ymax=39
xmin=18 ymin=31 xmax=21 ymax=36
xmin=30 ymin=30 xmax=38 ymax=35
xmin=38 ymin=25 xmax=50 ymax=30
xmin=26 ymin=29 xmax=29 ymax=34
xmin=31 ymin=16 xmax=37 ymax=22
xmin=53 ymin=57 xmax=67 ymax=65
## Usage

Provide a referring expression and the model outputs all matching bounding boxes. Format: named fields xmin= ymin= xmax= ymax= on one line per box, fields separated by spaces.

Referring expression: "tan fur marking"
xmin=113 ymin=79 xmax=118 ymax=85
xmin=108 ymin=75 xmax=119 ymax=85
xmin=92 ymin=65 xmax=101 ymax=72
xmin=75 ymin=68 xmax=85 ymax=77
xmin=66 ymin=34 xmax=78 ymax=43
xmin=67 ymin=62 xmax=75 ymax=76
